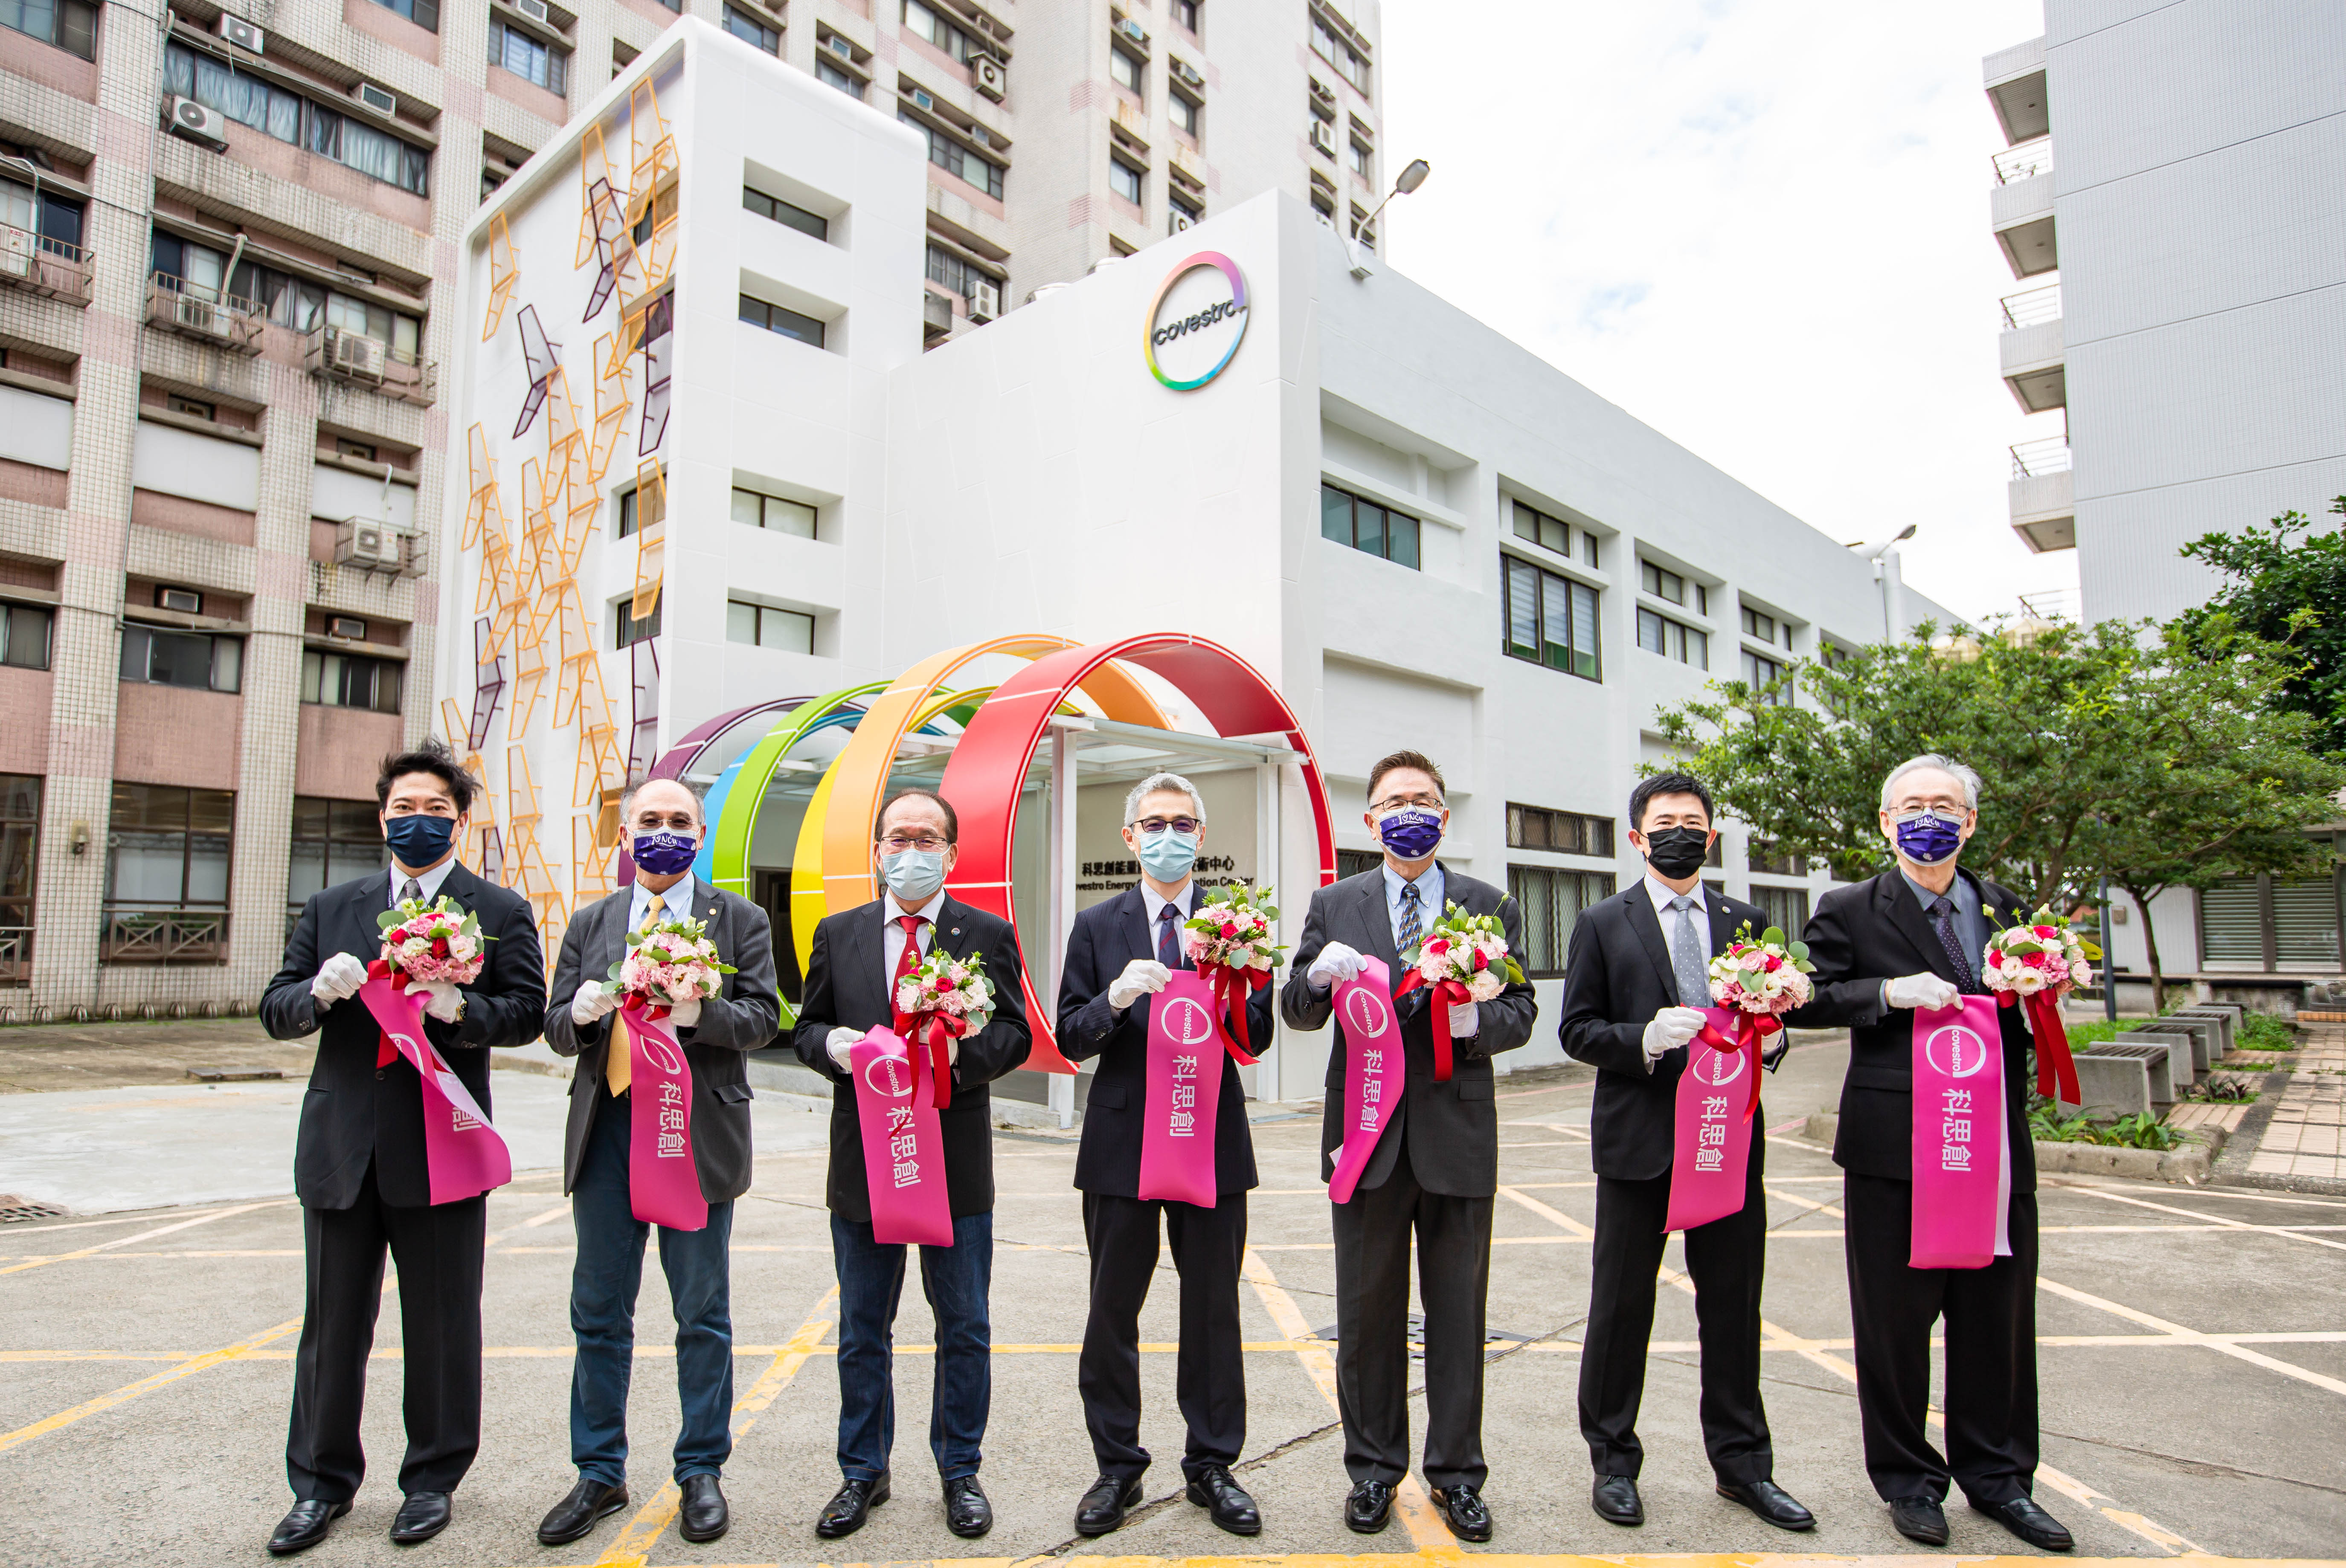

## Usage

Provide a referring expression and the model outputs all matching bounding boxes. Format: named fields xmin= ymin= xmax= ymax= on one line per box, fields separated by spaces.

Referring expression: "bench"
xmin=2167 ymin=1007 xmax=2235 ymax=1057
xmin=2070 ymin=1049 xmax=2155 ymax=1119
xmin=2125 ymin=1029 xmax=2199 ymax=1093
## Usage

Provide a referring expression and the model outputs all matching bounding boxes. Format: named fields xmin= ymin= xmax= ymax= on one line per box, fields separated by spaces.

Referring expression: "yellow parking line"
xmin=0 ymin=1201 xmax=281 ymax=1277
xmin=0 ymin=1317 xmax=303 ymax=1455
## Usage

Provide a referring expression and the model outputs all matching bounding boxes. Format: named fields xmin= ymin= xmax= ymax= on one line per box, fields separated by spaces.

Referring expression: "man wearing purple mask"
xmin=1280 ymin=749 xmax=1537 ymax=1543
xmin=533 ymin=777 xmax=781 ymax=1551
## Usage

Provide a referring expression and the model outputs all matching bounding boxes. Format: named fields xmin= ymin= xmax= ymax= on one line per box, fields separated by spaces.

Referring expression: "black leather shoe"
xmin=1974 ymin=1495 xmax=2074 ymax=1552
xmin=1075 ymin=1473 xmax=1143 ymax=1536
xmin=816 ymin=1474 xmax=888 ymax=1539
xmin=1889 ymin=1495 xmax=1950 ymax=1546
xmin=1344 ymin=1479 xmax=1396 ymax=1534
xmin=1592 ymin=1474 xmax=1644 ymax=1526
xmin=389 ymin=1492 xmax=451 ymax=1545
xmin=1718 ymin=1479 xmax=1814 ymax=1531
xmin=537 ymin=1478 xmax=629 ymax=1546
xmin=1186 ymin=1465 xmax=1260 ymax=1536
xmin=267 ymin=1499 xmax=349 ymax=1556
xmin=677 ymin=1475 xmax=729 ymax=1544
xmin=1431 ymin=1484 xmax=1493 ymax=1542
xmin=943 ymin=1475 xmax=992 ymax=1539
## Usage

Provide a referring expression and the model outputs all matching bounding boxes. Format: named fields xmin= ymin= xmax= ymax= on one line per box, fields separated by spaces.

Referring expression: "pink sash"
xmin=849 ymin=1026 xmax=954 ymax=1246
xmin=614 ymin=999 xmax=708 ymax=1232
xmin=1663 ymin=1006 xmax=1755 ymax=1232
xmin=1328 ymin=956 xmax=1403 ymax=1204
xmin=357 ymin=969 xmax=512 ymax=1206
xmin=1138 ymin=971 xmax=1223 ymax=1208
xmin=1910 ymin=996 xmax=2006 ymax=1269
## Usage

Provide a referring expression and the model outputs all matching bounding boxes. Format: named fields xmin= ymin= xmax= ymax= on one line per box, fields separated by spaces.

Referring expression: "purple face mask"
xmin=1893 ymin=809 xmax=1965 ymax=867
xmin=631 ymin=829 xmax=700 ymax=876
xmin=1376 ymin=807 xmax=1445 ymax=861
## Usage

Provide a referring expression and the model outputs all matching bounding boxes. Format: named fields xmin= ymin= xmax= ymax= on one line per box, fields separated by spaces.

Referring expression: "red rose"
xmin=932 ymin=976 xmax=951 ymax=992
xmin=1472 ymin=948 xmax=1489 ymax=971
xmin=1220 ymin=921 xmax=1238 ymax=938
xmin=1763 ymin=954 xmax=1782 ymax=971
xmin=2034 ymin=924 xmax=2056 ymax=938
xmin=431 ymin=939 xmax=450 ymax=958
xmin=2021 ymin=951 xmax=2045 ymax=967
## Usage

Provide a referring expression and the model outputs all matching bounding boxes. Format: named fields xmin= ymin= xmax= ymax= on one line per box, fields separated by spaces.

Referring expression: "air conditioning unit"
xmin=0 ymin=226 xmax=33 ymax=279
xmin=164 ymin=96 xmax=230 ymax=150
xmin=336 ymin=520 xmax=406 ymax=571
xmin=327 ymin=328 xmax=387 ymax=381
xmin=967 ymin=278 xmax=999 ymax=322
xmin=218 ymin=12 xmax=264 ymax=53
xmin=515 ymin=0 xmax=549 ymax=21
xmin=1114 ymin=15 xmax=1149 ymax=46
xmin=157 ymin=586 xmax=203 ymax=614
xmin=1310 ymin=118 xmax=1337 ymax=157
xmin=1172 ymin=57 xmax=1203 ymax=89
xmin=909 ymin=87 xmax=935 ymax=111
xmin=1169 ymin=208 xmax=1194 ymax=234
xmin=328 ymin=615 xmax=369 ymax=640
xmin=972 ymin=53 xmax=1005 ymax=100
xmin=1309 ymin=75 xmax=1335 ymax=105
xmin=354 ymin=82 xmax=398 ymax=117
xmin=174 ymin=292 xmax=234 ymax=339
xmin=826 ymin=32 xmax=854 ymax=58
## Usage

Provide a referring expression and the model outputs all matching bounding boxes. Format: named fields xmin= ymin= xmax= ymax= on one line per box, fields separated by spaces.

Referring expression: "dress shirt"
xmin=881 ymin=888 xmax=949 ymax=982
xmin=389 ymin=852 xmax=459 ymax=907
xmin=1641 ymin=875 xmax=1712 ymax=964
xmin=628 ymin=873 xmax=698 ymax=932
xmin=1140 ymin=878 xmax=1196 ymax=930
xmin=1900 ymin=867 xmax=1987 ymax=968
xmin=1380 ymin=860 xmax=1445 ymax=953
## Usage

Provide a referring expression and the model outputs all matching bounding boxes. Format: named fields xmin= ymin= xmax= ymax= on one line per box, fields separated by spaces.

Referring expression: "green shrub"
xmin=2239 ymin=1014 xmax=2298 ymax=1051
xmin=2028 ymin=1108 xmax=2187 ymax=1150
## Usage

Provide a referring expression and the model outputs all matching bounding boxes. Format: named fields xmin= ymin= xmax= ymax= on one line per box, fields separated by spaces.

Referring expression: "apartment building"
xmin=1984 ymin=0 xmax=2346 ymax=983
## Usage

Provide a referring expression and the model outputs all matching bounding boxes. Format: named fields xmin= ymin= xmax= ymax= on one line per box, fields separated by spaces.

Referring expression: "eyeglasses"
xmin=1370 ymin=795 xmax=1443 ymax=814
xmin=633 ymin=814 xmax=697 ymax=832
xmin=879 ymin=833 xmax=950 ymax=852
xmin=1133 ymin=816 xmax=1200 ymax=836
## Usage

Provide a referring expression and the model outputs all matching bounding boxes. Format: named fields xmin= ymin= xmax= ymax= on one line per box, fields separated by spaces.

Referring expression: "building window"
xmin=1742 ymin=647 xmax=1788 ymax=701
xmin=739 ymin=293 xmax=826 ymax=348
xmin=0 ymin=0 xmax=95 ymax=59
xmin=743 ymin=185 xmax=828 ymax=241
xmin=121 ymin=623 xmax=242 ymax=693
xmin=161 ymin=233 xmax=426 ymax=352
xmin=1310 ymin=10 xmax=1368 ymax=95
xmin=288 ymin=796 xmax=388 ymax=913
xmin=163 ymin=43 xmax=432 ymax=195
xmin=900 ymin=111 xmax=1006 ymax=198
xmin=1110 ymin=46 xmax=1144 ymax=101
xmin=727 ymin=600 xmax=814 ymax=653
xmin=1642 ymin=559 xmax=1708 ymax=610
xmin=903 ymin=0 xmax=982 ymax=62
xmin=1109 ymin=155 xmax=1144 ymax=205
xmin=1309 ymin=188 xmax=1335 ymax=226
xmin=925 ymin=242 xmax=999 ymax=301
xmin=1169 ymin=190 xmax=1201 ymax=232
xmin=491 ymin=21 xmax=569 ymax=94
xmin=617 ymin=479 xmax=665 ymax=540
xmin=1511 ymin=499 xmax=1572 ymax=558
xmin=1350 ymin=138 xmax=1373 ymax=178
xmin=1636 ymin=607 xmax=1707 ymax=669
xmin=300 ymin=649 xmax=403 ymax=714
xmin=1504 ymin=556 xmax=1601 ymax=680
xmin=0 ymin=773 xmax=36 ymax=965
xmin=613 ymin=597 xmax=661 ymax=648
xmin=0 ymin=601 xmax=52 ymax=670
xmin=1740 ymin=605 xmax=1779 ymax=645
xmin=372 ymin=0 xmax=439 ymax=31
xmin=1510 ymin=865 xmax=1615 ymax=977
xmin=1321 ymin=483 xmax=1419 ymax=570
xmin=1507 ymin=803 xmax=1614 ymax=858
xmin=816 ymin=56 xmax=865 ymax=99
xmin=723 ymin=6 xmax=779 ymax=53
xmin=1754 ymin=884 xmax=1810 ymax=938
xmin=104 ymin=782 xmax=233 ymax=921
xmin=733 ymin=487 xmax=816 ymax=538
xmin=2 ymin=177 xmax=82 ymax=255
xmin=1336 ymin=847 xmax=1378 ymax=880
xmin=1749 ymin=840 xmax=1805 ymax=876
xmin=1173 ymin=0 xmax=1200 ymax=34
xmin=1169 ymin=93 xmax=1200 ymax=138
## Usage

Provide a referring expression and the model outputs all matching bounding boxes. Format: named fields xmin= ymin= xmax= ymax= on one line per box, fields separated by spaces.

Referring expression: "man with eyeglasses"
xmin=790 ymin=790 xmax=1033 ymax=1542
xmin=1280 ymin=749 xmax=1537 ymax=1542
xmin=1056 ymin=772 xmax=1277 ymax=1539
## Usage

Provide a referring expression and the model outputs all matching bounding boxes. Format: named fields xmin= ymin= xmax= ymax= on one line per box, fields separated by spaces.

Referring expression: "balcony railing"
xmin=1999 ymin=282 xmax=2061 ymax=330
xmin=147 ymin=272 xmax=265 ymax=353
xmin=2019 ymin=587 xmax=2081 ymax=622
xmin=2011 ymin=435 xmax=2072 ymax=480
xmin=1994 ymin=137 xmax=2053 ymax=185
xmin=0 ymin=223 xmax=93 ymax=304
xmin=305 ymin=324 xmax=437 ymax=407
xmin=100 ymin=907 xmax=230 ymax=965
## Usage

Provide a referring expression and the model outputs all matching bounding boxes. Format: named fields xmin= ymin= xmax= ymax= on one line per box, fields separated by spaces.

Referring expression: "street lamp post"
xmin=1347 ymin=158 xmax=1430 ymax=278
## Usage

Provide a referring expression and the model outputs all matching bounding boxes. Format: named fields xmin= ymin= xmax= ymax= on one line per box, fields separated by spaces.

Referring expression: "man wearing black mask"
xmin=1558 ymin=773 xmax=1811 ymax=1533
xmin=259 ymin=742 xmax=544 ymax=1555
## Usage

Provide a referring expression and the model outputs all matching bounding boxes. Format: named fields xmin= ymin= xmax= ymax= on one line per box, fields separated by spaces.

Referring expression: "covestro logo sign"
xmin=1144 ymin=251 xmax=1249 ymax=390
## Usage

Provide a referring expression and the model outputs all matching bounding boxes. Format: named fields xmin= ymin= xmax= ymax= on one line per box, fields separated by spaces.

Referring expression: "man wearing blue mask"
xmin=1056 ymin=771 xmax=1276 ymax=1539
xmin=258 ymin=742 xmax=544 ymax=1556
xmin=790 ymin=789 xmax=1033 ymax=1542
xmin=1280 ymin=749 xmax=1537 ymax=1543
xmin=1789 ymin=755 xmax=2069 ymax=1554
xmin=532 ymin=776 xmax=781 ymax=1551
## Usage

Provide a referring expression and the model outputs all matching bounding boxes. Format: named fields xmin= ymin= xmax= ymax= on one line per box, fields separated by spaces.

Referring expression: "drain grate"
xmin=0 ymin=1195 xmax=68 ymax=1224
xmin=187 ymin=1067 xmax=285 ymax=1082
xmin=1312 ymin=1314 xmax=1533 ymax=1362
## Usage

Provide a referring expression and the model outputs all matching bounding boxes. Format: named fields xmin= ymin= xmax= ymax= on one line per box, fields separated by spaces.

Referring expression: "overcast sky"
xmin=1379 ymin=0 xmax=2072 ymax=624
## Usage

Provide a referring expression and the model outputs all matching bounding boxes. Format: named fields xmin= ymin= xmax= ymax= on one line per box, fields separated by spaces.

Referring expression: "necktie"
xmin=1397 ymin=881 xmax=1422 ymax=957
xmin=607 ymin=892 xmax=654 ymax=1096
xmin=400 ymin=877 xmax=421 ymax=906
xmin=1930 ymin=896 xmax=1981 ymax=994
xmin=1157 ymin=902 xmax=1185 ymax=970
xmin=891 ymin=913 xmax=929 ymax=1008
xmin=1669 ymin=894 xmax=1710 ymax=1009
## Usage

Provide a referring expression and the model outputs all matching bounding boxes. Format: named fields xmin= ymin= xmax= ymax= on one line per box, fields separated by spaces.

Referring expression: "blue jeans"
xmin=830 ymin=1209 xmax=993 ymax=1481
xmin=570 ymin=1086 xmax=735 ymax=1485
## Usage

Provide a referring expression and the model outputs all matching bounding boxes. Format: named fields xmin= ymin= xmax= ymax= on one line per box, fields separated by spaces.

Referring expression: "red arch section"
xmin=938 ymin=633 xmax=1337 ymax=1072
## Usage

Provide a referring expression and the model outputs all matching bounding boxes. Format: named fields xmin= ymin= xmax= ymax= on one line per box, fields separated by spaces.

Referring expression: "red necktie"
xmin=890 ymin=914 xmax=927 ymax=1013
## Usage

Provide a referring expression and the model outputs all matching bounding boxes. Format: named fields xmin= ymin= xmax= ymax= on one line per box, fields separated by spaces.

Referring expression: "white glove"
xmin=1307 ymin=940 xmax=1366 ymax=991
xmin=311 ymin=952 xmax=368 ymax=1009
xmin=827 ymin=1026 xmax=862 ymax=1070
xmin=570 ymin=979 xmax=620 ymax=1028
xmin=1643 ymin=1006 xmax=1704 ymax=1064
xmin=667 ymin=997 xmax=701 ymax=1031
xmin=1884 ymin=973 xmax=1960 ymax=1012
xmin=405 ymin=978 xmax=464 ymax=1024
xmin=1444 ymin=1000 xmax=1479 ymax=1037
xmin=1107 ymin=959 xmax=1170 ymax=1011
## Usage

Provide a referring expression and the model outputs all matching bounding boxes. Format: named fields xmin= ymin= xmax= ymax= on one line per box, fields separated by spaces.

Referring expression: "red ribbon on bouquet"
xmin=1997 ymin=988 xmax=2082 ymax=1107
xmin=1197 ymin=960 xmax=1266 ymax=1066
xmin=1393 ymin=970 xmax=1472 ymax=1082
xmin=890 ymin=1003 xmax=968 ymax=1110
xmin=1691 ymin=1009 xmax=1776 ymax=1123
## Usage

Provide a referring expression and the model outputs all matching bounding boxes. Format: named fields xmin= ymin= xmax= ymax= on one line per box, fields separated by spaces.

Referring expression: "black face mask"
xmin=1641 ymin=826 xmax=1710 ymax=878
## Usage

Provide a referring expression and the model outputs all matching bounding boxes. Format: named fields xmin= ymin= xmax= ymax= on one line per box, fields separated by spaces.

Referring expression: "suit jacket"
xmin=1280 ymin=864 xmax=1537 ymax=1197
xmin=1056 ymin=884 xmax=1275 ymax=1197
xmin=1559 ymin=882 xmax=1777 ymax=1182
xmin=789 ymin=896 xmax=1033 ymax=1222
xmin=542 ymin=878 xmax=782 ymax=1205
xmin=261 ymin=862 xmax=546 ymax=1210
xmin=1786 ymin=867 xmax=2037 ymax=1193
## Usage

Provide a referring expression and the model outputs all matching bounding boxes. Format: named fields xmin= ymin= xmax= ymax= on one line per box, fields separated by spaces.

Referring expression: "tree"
xmin=2174 ymin=497 xmax=2346 ymax=756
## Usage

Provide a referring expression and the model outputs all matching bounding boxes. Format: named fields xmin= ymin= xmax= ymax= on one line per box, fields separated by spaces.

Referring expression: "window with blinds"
xmin=2274 ymin=876 xmax=2341 ymax=969
xmin=2198 ymin=877 xmax=2264 ymax=967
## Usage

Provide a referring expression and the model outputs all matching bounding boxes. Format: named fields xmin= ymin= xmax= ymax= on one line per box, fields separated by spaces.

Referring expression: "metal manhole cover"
xmin=1312 ymin=1315 xmax=1532 ymax=1361
xmin=0 ymin=1195 xmax=67 ymax=1223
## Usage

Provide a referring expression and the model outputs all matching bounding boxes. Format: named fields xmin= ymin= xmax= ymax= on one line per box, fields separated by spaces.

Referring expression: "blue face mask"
xmin=1376 ymin=807 xmax=1444 ymax=861
xmin=1893 ymin=808 xmax=1966 ymax=867
xmin=631 ymin=830 xmax=699 ymax=876
xmin=1135 ymin=828 xmax=1199 ymax=883
xmin=882 ymin=848 xmax=948 ymax=904
xmin=383 ymin=812 xmax=456 ymax=866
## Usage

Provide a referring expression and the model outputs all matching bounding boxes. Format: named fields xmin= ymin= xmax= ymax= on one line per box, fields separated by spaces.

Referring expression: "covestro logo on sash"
xmin=1144 ymin=251 xmax=1250 ymax=390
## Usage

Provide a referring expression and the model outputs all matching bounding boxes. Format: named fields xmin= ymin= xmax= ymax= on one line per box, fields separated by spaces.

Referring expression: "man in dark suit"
xmin=790 ymin=788 xmax=1033 ymax=1542
xmin=258 ymin=742 xmax=544 ymax=1556
xmin=1056 ymin=771 xmax=1277 ymax=1539
xmin=1789 ymin=754 xmax=2071 ymax=1553
xmin=1558 ymin=771 xmax=1812 ymax=1533
xmin=1280 ymin=748 xmax=1537 ymax=1543
xmin=532 ymin=777 xmax=781 ymax=1549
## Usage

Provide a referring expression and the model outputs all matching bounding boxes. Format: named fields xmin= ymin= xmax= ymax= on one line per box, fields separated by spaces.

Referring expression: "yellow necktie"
xmin=606 ymin=893 xmax=645 ymax=1096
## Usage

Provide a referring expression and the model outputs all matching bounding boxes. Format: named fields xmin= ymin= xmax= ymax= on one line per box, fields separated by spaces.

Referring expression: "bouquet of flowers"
xmin=1982 ymin=904 xmax=2102 ymax=1105
xmin=1401 ymin=901 xmax=1526 ymax=1079
xmin=892 ymin=944 xmax=996 ymax=1107
xmin=608 ymin=912 xmax=736 ymax=1013
xmin=1183 ymin=884 xmax=1286 ymax=1061
xmin=1707 ymin=923 xmax=1817 ymax=1019
xmin=374 ymin=896 xmax=491 ymax=986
